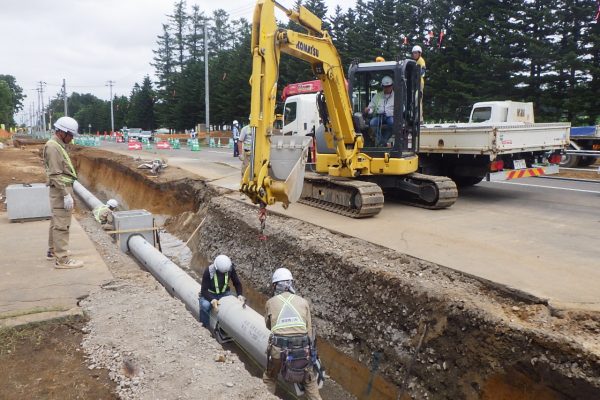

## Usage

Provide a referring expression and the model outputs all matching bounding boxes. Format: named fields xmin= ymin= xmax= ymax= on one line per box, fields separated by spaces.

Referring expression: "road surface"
xmin=100 ymin=142 xmax=600 ymax=311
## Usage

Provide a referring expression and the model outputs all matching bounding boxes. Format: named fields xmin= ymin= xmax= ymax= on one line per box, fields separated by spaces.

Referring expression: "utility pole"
xmin=106 ymin=80 xmax=115 ymax=133
xmin=204 ymin=23 xmax=210 ymax=134
xmin=39 ymin=81 xmax=46 ymax=132
xmin=35 ymin=87 xmax=41 ymax=131
xmin=62 ymin=79 xmax=68 ymax=116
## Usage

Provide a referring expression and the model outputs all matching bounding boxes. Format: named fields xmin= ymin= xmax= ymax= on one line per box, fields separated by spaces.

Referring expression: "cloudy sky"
xmin=3 ymin=0 xmax=350 ymax=123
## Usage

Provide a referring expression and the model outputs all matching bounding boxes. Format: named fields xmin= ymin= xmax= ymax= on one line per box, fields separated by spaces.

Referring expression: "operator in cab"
xmin=198 ymin=255 xmax=245 ymax=328
xmin=364 ymin=76 xmax=394 ymax=147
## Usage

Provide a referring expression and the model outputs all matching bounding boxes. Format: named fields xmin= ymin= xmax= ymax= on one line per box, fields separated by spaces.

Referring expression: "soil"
xmin=69 ymin=147 xmax=600 ymax=400
xmin=0 ymin=316 xmax=117 ymax=400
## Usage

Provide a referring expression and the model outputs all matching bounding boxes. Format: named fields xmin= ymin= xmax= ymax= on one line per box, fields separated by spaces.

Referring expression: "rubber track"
xmin=401 ymin=173 xmax=458 ymax=209
xmin=300 ymin=173 xmax=384 ymax=218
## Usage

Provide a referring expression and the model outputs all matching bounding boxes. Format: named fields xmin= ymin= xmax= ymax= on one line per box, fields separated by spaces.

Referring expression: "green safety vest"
xmin=208 ymin=272 xmax=229 ymax=294
xmin=46 ymin=139 xmax=77 ymax=184
xmin=93 ymin=205 xmax=110 ymax=223
xmin=271 ymin=294 xmax=307 ymax=333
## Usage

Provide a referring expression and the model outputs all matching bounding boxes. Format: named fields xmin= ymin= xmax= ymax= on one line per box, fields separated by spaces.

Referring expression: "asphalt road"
xmin=100 ymin=142 xmax=600 ymax=311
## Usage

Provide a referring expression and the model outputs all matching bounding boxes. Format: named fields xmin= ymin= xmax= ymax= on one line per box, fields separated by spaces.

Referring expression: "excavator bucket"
xmin=268 ymin=135 xmax=313 ymax=204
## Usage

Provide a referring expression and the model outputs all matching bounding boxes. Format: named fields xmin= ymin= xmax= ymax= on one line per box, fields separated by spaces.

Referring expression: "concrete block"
xmin=113 ymin=210 xmax=155 ymax=252
xmin=6 ymin=183 xmax=51 ymax=221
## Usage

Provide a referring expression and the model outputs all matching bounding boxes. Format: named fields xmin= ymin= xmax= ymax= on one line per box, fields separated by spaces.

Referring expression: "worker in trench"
xmin=263 ymin=268 xmax=323 ymax=400
xmin=198 ymin=255 xmax=245 ymax=328
xmin=92 ymin=199 xmax=118 ymax=231
xmin=44 ymin=116 xmax=84 ymax=269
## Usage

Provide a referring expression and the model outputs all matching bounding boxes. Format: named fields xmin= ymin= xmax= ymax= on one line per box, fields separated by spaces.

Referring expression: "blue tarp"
xmin=570 ymin=126 xmax=598 ymax=137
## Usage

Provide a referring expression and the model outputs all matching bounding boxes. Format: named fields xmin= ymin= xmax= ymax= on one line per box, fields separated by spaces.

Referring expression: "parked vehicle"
xmin=561 ymin=125 xmax=600 ymax=167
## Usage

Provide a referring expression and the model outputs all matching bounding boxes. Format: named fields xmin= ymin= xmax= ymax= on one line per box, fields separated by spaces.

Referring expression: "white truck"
xmin=419 ymin=101 xmax=569 ymax=185
xmin=281 ymin=85 xmax=569 ymax=186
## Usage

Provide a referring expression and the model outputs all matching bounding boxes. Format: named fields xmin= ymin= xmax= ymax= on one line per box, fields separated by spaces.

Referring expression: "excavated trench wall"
xmin=73 ymin=149 xmax=600 ymax=400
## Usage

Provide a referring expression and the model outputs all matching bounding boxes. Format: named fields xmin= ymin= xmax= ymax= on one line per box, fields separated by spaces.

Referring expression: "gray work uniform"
xmin=43 ymin=134 xmax=77 ymax=262
xmin=238 ymin=125 xmax=252 ymax=179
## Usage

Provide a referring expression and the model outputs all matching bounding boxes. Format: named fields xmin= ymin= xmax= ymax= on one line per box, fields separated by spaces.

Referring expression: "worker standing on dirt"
xmin=44 ymin=116 xmax=84 ymax=269
xmin=93 ymin=199 xmax=118 ymax=230
xmin=365 ymin=76 xmax=395 ymax=147
xmin=232 ymin=120 xmax=240 ymax=158
xmin=411 ymin=45 xmax=426 ymax=122
xmin=238 ymin=121 xmax=252 ymax=179
xmin=198 ymin=255 xmax=245 ymax=328
xmin=263 ymin=268 xmax=322 ymax=399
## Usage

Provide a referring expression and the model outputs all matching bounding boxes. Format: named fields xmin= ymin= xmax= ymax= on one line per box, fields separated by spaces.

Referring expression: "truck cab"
xmin=282 ymin=92 xmax=320 ymax=136
xmin=469 ymin=101 xmax=535 ymax=124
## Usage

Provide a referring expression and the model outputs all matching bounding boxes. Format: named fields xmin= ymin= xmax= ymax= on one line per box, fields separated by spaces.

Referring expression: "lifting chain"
xmin=258 ymin=204 xmax=268 ymax=241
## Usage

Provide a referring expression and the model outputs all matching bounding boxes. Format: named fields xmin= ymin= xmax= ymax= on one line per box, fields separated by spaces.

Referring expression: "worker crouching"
xmin=93 ymin=199 xmax=118 ymax=230
xmin=198 ymin=255 xmax=244 ymax=328
xmin=263 ymin=268 xmax=322 ymax=399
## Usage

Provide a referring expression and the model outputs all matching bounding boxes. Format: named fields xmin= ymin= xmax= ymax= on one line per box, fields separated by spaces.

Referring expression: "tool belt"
xmin=271 ymin=334 xmax=310 ymax=348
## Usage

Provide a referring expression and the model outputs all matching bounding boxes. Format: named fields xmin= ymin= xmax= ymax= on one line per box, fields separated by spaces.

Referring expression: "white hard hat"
xmin=381 ymin=76 xmax=393 ymax=87
xmin=233 ymin=120 xmax=239 ymax=125
xmin=54 ymin=116 xmax=79 ymax=136
xmin=214 ymin=255 xmax=232 ymax=274
xmin=272 ymin=267 xmax=293 ymax=284
xmin=107 ymin=199 xmax=118 ymax=208
xmin=412 ymin=45 xmax=423 ymax=53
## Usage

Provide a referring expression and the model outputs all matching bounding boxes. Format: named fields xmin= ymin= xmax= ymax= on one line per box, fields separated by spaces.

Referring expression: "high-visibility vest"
xmin=93 ymin=205 xmax=110 ymax=223
xmin=46 ymin=139 xmax=77 ymax=184
xmin=208 ymin=272 xmax=229 ymax=294
xmin=271 ymin=294 xmax=307 ymax=333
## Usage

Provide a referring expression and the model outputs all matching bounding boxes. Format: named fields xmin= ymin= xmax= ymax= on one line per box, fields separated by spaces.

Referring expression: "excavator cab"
xmin=347 ymin=59 xmax=421 ymax=155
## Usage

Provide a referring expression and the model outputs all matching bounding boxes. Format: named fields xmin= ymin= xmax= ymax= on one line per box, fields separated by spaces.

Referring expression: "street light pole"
xmin=106 ymin=80 xmax=115 ymax=133
xmin=204 ymin=23 xmax=210 ymax=134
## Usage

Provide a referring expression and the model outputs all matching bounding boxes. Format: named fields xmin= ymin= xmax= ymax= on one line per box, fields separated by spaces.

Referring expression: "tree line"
xmin=13 ymin=0 xmax=600 ymax=131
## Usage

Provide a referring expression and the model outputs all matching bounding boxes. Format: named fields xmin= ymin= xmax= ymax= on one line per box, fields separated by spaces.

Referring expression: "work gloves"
xmin=238 ymin=155 xmax=244 ymax=161
xmin=238 ymin=295 xmax=246 ymax=304
xmin=63 ymin=194 xmax=74 ymax=211
xmin=210 ymin=299 xmax=219 ymax=312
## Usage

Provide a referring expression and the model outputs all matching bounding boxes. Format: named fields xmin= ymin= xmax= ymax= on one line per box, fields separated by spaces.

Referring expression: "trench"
xmin=72 ymin=148 xmax=600 ymax=400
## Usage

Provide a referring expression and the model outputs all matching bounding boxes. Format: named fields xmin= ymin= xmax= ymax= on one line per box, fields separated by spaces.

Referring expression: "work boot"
xmin=46 ymin=249 xmax=55 ymax=261
xmin=55 ymin=258 xmax=84 ymax=269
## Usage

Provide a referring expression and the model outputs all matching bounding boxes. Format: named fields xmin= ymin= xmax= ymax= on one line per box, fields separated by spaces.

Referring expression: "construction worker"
xmin=263 ymin=268 xmax=322 ymax=400
xmin=238 ymin=121 xmax=252 ymax=179
xmin=93 ymin=199 xmax=118 ymax=230
xmin=198 ymin=255 xmax=244 ymax=328
xmin=44 ymin=116 xmax=83 ymax=269
xmin=365 ymin=76 xmax=395 ymax=146
xmin=232 ymin=120 xmax=240 ymax=158
xmin=412 ymin=45 xmax=426 ymax=122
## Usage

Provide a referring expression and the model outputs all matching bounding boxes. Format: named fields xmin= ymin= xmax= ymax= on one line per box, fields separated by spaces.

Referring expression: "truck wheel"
xmin=579 ymin=157 xmax=597 ymax=167
xmin=452 ymin=176 xmax=484 ymax=187
xmin=559 ymin=154 xmax=580 ymax=168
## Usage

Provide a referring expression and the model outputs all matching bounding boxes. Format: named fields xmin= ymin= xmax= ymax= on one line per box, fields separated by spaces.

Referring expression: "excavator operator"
xmin=364 ymin=76 xmax=395 ymax=147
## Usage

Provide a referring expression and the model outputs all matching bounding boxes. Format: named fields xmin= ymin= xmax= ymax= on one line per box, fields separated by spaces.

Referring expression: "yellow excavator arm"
xmin=241 ymin=0 xmax=366 ymax=207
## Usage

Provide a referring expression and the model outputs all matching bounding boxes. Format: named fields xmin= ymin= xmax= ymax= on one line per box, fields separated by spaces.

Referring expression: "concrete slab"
xmin=0 ymin=213 xmax=113 ymax=326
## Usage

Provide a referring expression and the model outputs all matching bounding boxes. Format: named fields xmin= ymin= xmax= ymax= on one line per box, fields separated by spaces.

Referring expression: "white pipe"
xmin=73 ymin=181 xmax=103 ymax=210
xmin=73 ymin=181 xmax=272 ymax=369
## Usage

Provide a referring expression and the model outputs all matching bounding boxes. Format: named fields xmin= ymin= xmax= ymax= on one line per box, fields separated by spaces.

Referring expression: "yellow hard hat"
xmin=375 ymin=56 xmax=385 ymax=62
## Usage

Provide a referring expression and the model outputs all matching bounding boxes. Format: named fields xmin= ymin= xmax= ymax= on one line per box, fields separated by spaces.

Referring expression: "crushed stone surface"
xmin=77 ymin=213 xmax=278 ymax=400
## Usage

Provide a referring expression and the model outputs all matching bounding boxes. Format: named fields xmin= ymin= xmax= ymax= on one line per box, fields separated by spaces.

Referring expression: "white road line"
xmin=487 ymin=180 xmax=600 ymax=194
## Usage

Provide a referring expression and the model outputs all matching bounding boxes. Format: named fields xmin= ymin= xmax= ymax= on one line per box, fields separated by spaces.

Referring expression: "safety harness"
xmin=45 ymin=139 xmax=77 ymax=184
xmin=93 ymin=205 xmax=110 ymax=223
xmin=208 ymin=272 xmax=229 ymax=295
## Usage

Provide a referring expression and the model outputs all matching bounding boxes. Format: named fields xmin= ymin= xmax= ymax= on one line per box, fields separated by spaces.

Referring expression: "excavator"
xmin=240 ymin=0 xmax=458 ymax=217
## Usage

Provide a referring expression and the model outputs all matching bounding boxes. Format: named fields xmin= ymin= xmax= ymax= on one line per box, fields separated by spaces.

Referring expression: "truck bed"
xmin=419 ymin=123 xmax=569 ymax=156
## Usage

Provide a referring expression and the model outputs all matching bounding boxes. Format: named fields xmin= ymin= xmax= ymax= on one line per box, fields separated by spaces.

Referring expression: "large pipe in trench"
xmin=72 ymin=181 xmax=270 ymax=368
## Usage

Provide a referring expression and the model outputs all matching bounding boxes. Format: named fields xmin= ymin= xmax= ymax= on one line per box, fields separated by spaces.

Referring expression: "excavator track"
xmin=398 ymin=173 xmax=458 ymax=210
xmin=299 ymin=172 xmax=384 ymax=218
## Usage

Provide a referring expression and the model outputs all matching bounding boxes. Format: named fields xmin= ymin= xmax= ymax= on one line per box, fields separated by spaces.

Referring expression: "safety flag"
xmin=438 ymin=30 xmax=445 ymax=48
xmin=595 ymin=1 xmax=600 ymax=22
xmin=403 ymin=36 xmax=408 ymax=45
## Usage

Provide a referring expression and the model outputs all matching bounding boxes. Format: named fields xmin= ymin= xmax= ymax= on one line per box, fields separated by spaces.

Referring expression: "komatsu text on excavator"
xmin=240 ymin=0 xmax=458 ymax=217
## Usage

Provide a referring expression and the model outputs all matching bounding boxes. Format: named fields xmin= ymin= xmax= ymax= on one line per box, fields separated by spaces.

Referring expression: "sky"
xmin=3 ymin=0 xmax=350 ymax=124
